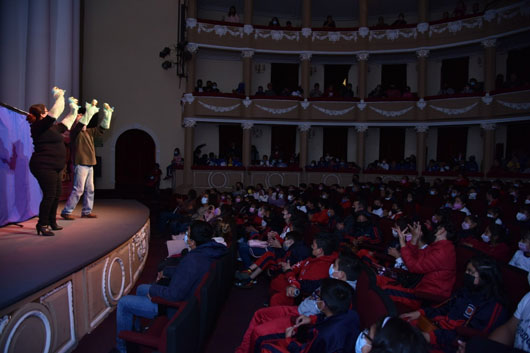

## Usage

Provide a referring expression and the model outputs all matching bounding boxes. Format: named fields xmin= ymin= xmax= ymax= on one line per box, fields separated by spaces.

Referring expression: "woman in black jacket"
xmin=28 ymin=87 xmax=78 ymax=236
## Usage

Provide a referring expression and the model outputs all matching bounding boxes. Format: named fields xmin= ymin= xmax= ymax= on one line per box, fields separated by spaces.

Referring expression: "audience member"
xmin=323 ymin=15 xmax=336 ymax=28
xmin=114 ymin=221 xmax=227 ymax=353
xmin=402 ymin=256 xmax=508 ymax=352
xmin=453 ymin=0 xmax=467 ymax=17
xmin=310 ymin=83 xmax=323 ymax=98
xmin=391 ymin=13 xmax=407 ymax=26
xmin=225 ymin=5 xmax=240 ymax=23
xmin=269 ymin=17 xmax=280 ymax=27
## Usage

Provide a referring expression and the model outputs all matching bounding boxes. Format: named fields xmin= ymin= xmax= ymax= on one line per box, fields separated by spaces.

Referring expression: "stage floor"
xmin=0 ymin=199 xmax=149 ymax=310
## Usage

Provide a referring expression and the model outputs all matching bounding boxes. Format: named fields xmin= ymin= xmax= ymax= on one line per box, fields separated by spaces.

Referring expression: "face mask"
xmin=313 ymin=299 xmax=321 ymax=314
xmin=431 ymin=216 xmax=438 ymax=224
xmin=258 ymin=210 xmax=264 ymax=218
xmin=278 ymin=194 xmax=284 ymax=199
xmin=201 ymin=197 xmax=208 ymax=204
xmin=321 ymin=194 xmax=328 ymax=199
xmin=355 ymin=330 xmax=371 ymax=353
xmin=487 ymin=214 xmax=494 ymax=219
xmin=526 ymin=199 xmax=530 ymax=205
xmin=372 ymin=208 xmax=383 ymax=217
xmin=249 ymin=207 xmax=255 ymax=213
xmin=385 ymin=197 xmax=391 ymax=201
xmin=405 ymin=233 xmax=412 ymax=242
xmin=261 ymin=220 xmax=267 ymax=227
xmin=453 ymin=202 xmax=463 ymax=210
xmin=214 ymin=208 xmax=221 ymax=216
xmin=451 ymin=192 xmax=458 ymax=198
xmin=469 ymin=192 xmax=477 ymax=200
xmin=464 ymin=273 xmax=478 ymax=290
xmin=392 ymin=229 xmax=399 ymax=238
xmin=235 ymin=198 xmax=241 ymax=203
xmin=429 ymin=190 xmax=436 ymax=195
xmin=329 ymin=264 xmax=335 ymax=278
xmin=495 ymin=218 xmax=502 ymax=225
xmin=288 ymin=195 xmax=294 ymax=201
xmin=519 ymin=241 xmax=529 ymax=252
xmin=516 ymin=212 xmax=528 ymax=221
xmin=462 ymin=222 xmax=470 ymax=230
xmin=481 ymin=234 xmax=490 ymax=243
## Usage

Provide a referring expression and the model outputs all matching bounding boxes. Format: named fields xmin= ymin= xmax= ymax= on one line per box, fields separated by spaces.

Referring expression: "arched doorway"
xmin=115 ymin=129 xmax=156 ymax=196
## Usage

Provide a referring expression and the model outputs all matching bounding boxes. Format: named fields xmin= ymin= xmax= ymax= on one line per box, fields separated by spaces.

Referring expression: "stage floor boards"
xmin=0 ymin=199 xmax=149 ymax=309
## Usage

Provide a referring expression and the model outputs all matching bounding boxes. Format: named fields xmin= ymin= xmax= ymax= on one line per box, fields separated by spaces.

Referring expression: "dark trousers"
xmin=30 ymin=167 xmax=63 ymax=226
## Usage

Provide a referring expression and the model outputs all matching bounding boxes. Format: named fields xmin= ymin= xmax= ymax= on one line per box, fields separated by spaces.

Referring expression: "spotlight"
xmin=161 ymin=61 xmax=172 ymax=70
xmin=159 ymin=47 xmax=171 ymax=58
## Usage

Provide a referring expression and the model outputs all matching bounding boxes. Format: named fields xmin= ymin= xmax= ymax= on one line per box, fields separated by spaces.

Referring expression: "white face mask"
xmin=372 ymin=208 xmax=383 ymax=217
xmin=261 ymin=220 xmax=267 ymax=227
xmin=516 ymin=212 xmax=528 ymax=221
xmin=469 ymin=192 xmax=477 ymax=200
xmin=526 ymin=199 xmax=530 ymax=205
xmin=405 ymin=233 xmax=412 ymax=242
xmin=481 ymin=234 xmax=490 ymax=243
xmin=355 ymin=330 xmax=371 ymax=353
xmin=201 ymin=197 xmax=208 ymax=204
xmin=462 ymin=221 xmax=470 ymax=230
xmin=392 ymin=229 xmax=399 ymax=238
xmin=288 ymin=195 xmax=294 ymax=201
xmin=429 ymin=190 xmax=436 ymax=195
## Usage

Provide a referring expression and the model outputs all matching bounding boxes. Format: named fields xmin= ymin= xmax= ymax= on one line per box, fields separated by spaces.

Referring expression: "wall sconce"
xmin=254 ymin=63 xmax=266 ymax=74
xmin=310 ymin=66 xmax=317 ymax=76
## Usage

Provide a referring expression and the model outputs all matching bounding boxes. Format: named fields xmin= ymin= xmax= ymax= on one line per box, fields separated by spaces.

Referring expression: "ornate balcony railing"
xmin=181 ymin=89 xmax=530 ymax=126
xmin=186 ymin=2 xmax=530 ymax=54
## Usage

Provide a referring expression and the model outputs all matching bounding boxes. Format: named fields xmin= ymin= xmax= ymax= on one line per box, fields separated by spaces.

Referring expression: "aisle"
xmin=202 ymin=276 xmax=270 ymax=353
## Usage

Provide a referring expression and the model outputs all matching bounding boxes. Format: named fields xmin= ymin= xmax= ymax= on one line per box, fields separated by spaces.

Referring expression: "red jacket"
xmin=465 ymin=238 xmax=512 ymax=263
xmin=401 ymin=239 xmax=456 ymax=299
xmin=310 ymin=209 xmax=329 ymax=225
xmin=287 ymin=253 xmax=338 ymax=295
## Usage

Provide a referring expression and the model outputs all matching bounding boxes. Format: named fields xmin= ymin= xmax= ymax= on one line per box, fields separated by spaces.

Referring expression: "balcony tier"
xmin=181 ymin=89 xmax=530 ymax=126
xmin=186 ymin=3 xmax=530 ymax=54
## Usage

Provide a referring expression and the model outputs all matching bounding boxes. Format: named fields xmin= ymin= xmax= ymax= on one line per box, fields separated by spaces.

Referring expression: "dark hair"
xmin=468 ymin=255 xmax=503 ymax=301
xmin=190 ymin=220 xmax=214 ymax=245
xmin=28 ymin=104 xmax=46 ymax=124
xmin=438 ymin=222 xmax=456 ymax=241
xmin=522 ymin=230 xmax=530 ymax=241
xmin=320 ymin=278 xmax=353 ymax=315
xmin=337 ymin=253 xmax=361 ymax=282
xmin=370 ymin=317 xmax=429 ymax=353
xmin=314 ymin=233 xmax=337 ymax=255
xmin=285 ymin=230 xmax=302 ymax=242
xmin=488 ymin=223 xmax=507 ymax=244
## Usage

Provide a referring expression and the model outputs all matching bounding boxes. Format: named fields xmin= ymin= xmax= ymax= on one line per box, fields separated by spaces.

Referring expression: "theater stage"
xmin=0 ymin=199 xmax=150 ymax=353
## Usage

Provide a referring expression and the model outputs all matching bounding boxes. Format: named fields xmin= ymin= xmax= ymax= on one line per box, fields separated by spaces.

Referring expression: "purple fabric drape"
xmin=0 ymin=107 xmax=41 ymax=226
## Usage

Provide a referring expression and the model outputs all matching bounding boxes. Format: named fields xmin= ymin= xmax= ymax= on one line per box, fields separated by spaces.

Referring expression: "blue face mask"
xmin=329 ymin=264 xmax=336 ymax=278
xmin=355 ymin=330 xmax=370 ymax=353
